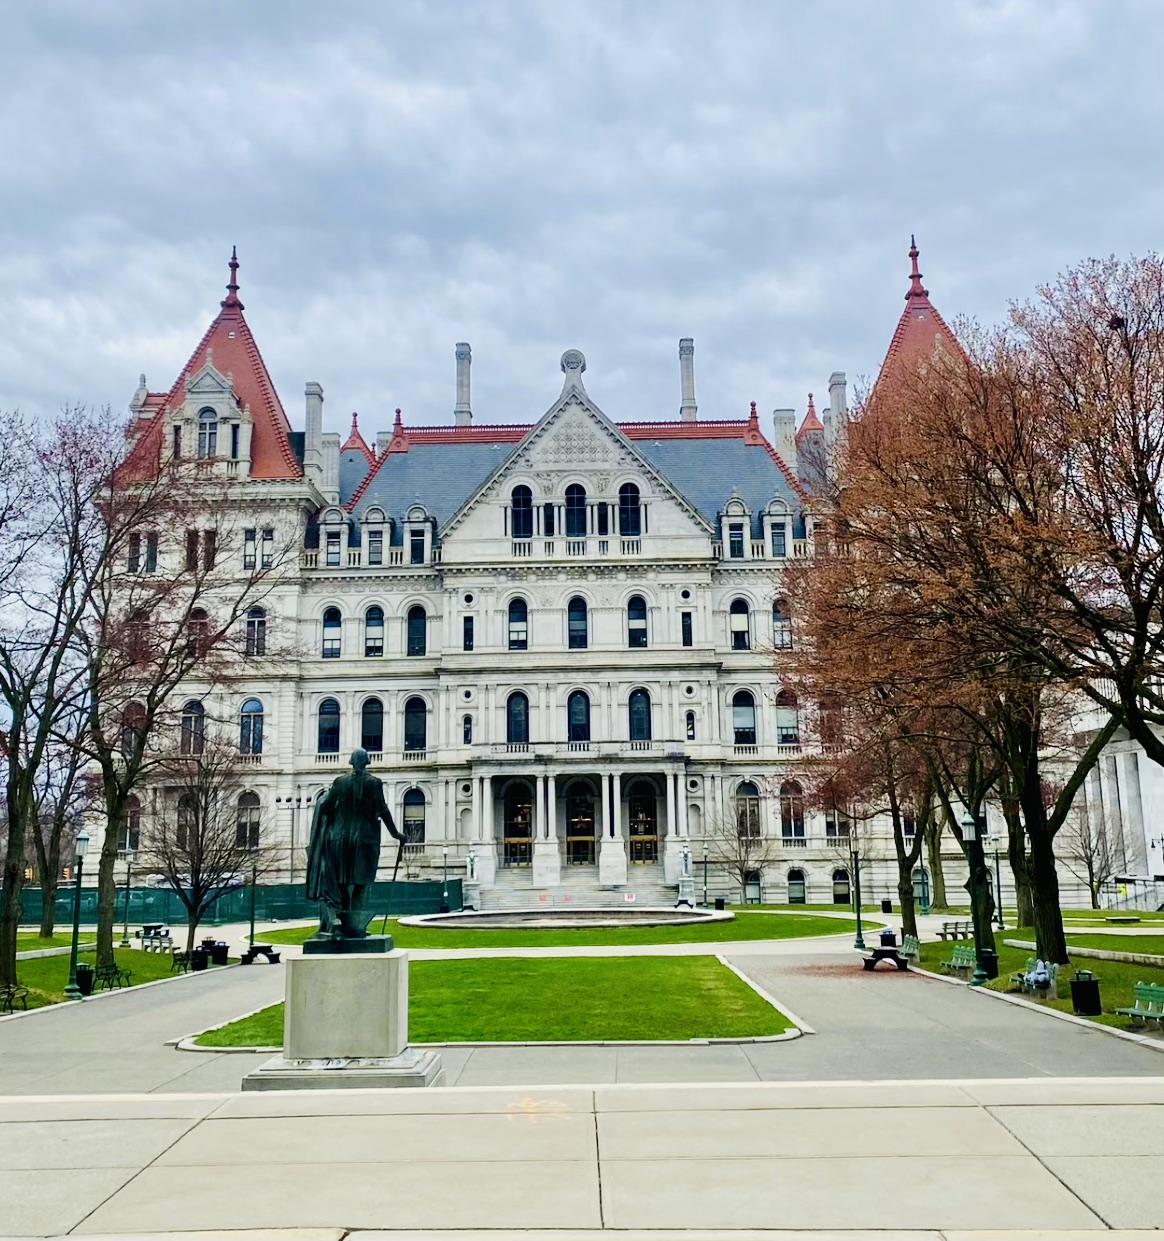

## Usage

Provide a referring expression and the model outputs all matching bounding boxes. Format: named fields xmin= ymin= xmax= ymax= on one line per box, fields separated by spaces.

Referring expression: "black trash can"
xmin=881 ymin=899 xmax=893 ymax=914
xmin=978 ymin=949 xmax=999 ymax=980
xmin=879 ymin=929 xmax=897 ymax=947
xmin=210 ymin=941 xmax=229 ymax=966
xmin=1070 ymin=969 xmax=1102 ymax=1016
xmin=190 ymin=947 xmax=208 ymax=972
xmin=75 ymin=963 xmax=95 ymax=996
xmin=714 ymin=897 xmax=726 ymax=911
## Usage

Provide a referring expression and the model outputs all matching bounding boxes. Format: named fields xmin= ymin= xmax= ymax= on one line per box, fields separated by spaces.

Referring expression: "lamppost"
xmin=441 ymin=845 xmax=450 ymax=912
xmin=992 ymin=841 xmax=1005 ymax=931
xmin=63 ymin=828 xmax=90 ymax=1001
xmin=962 ymin=811 xmax=990 ymax=987
xmin=275 ymin=786 xmax=311 ymax=887
xmin=702 ymin=841 xmax=709 ymax=907
xmin=119 ymin=849 xmax=136 ymax=948
xmin=851 ymin=846 xmax=865 ymax=950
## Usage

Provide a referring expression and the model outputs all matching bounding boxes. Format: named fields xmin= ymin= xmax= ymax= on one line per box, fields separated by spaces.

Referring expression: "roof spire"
xmin=341 ymin=411 xmax=373 ymax=460
xmin=906 ymin=234 xmax=928 ymax=300
xmin=221 ymin=245 xmax=244 ymax=311
xmin=795 ymin=392 xmax=825 ymax=442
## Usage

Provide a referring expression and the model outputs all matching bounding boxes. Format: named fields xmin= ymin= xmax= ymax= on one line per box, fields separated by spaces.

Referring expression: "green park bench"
xmin=95 ymin=962 xmax=132 ymax=990
xmin=1 ymin=982 xmax=30 ymax=1013
xmin=1115 ymin=981 xmax=1164 ymax=1028
xmin=861 ymin=933 xmax=920 ymax=971
xmin=170 ymin=950 xmax=190 ymax=974
xmin=940 ymin=944 xmax=977 ymax=977
xmin=937 ymin=920 xmax=973 ymax=940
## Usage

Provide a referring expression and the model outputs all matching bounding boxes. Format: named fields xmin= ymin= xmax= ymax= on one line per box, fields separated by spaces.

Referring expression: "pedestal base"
xmin=532 ymin=839 xmax=560 ymax=887
xmin=599 ymin=839 xmax=628 ymax=886
xmin=676 ymin=876 xmax=697 ymax=908
xmin=302 ymin=933 xmax=394 ymax=955
xmin=284 ymin=951 xmax=409 ymax=1060
xmin=242 ymin=1048 xmax=443 ymax=1092
xmin=462 ymin=879 xmax=481 ymax=910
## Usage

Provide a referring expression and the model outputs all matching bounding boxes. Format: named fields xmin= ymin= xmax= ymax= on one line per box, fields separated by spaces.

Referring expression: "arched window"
xmin=236 ymin=792 xmax=261 ymax=851
xmin=176 ymin=793 xmax=196 ymax=851
xmin=463 ymin=714 xmax=473 ymax=744
xmin=819 ymin=696 xmax=843 ymax=747
xmin=187 ymin=607 xmax=211 ymax=658
xmin=121 ymin=701 xmax=146 ymax=760
xmin=628 ymin=688 xmax=652 ymax=742
xmin=732 ymin=690 xmax=756 ymax=746
xmin=364 ymin=606 xmax=384 ymax=658
xmin=403 ymin=788 xmax=426 ymax=845
xmin=832 ymin=868 xmax=851 ymax=905
xmin=729 ymin=598 xmax=751 ymax=650
xmin=317 ymin=698 xmax=341 ymax=754
xmin=903 ymin=810 xmax=917 ymax=838
xmin=196 ymin=407 xmax=218 ymax=459
xmin=627 ymin=595 xmax=647 ymax=648
xmin=406 ymin=605 xmax=427 ymax=656
xmin=507 ymin=598 xmax=528 ymax=650
xmin=567 ymin=596 xmax=588 ymax=649
xmin=510 ymin=485 xmax=533 ymax=540
xmin=119 ymin=795 xmax=141 ymax=856
xmin=239 ymin=698 xmax=263 ymax=756
xmin=775 ymin=689 xmax=800 ymax=745
xmin=618 ymin=482 xmax=641 ymax=536
xmin=736 ymin=780 xmax=761 ymax=838
xmin=361 ymin=697 xmax=384 ymax=753
xmin=824 ymin=803 xmax=851 ymax=838
xmin=127 ymin=609 xmax=150 ymax=663
xmin=321 ymin=607 xmax=342 ymax=659
xmin=773 ymin=598 xmax=793 ymax=649
xmin=685 ymin=709 xmax=696 ymax=741
xmin=787 ymin=867 xmax=806 ymax=905
xmin=244 ymin=607 xmax=266 ymax=657
xmin=567 ymin=690 xmax=590 ymax=743
xmin=507 ymin=691 xmax=529 ymax=745
xmin=180 ymin=700 xmax=205 ymax=756
xmin=565 ymin=484 xmax=587 ymax=538
xmin=403 ymin=696 xmax=427 ymax=752
xmin=780 ymin=779 xmax=805 ymax=838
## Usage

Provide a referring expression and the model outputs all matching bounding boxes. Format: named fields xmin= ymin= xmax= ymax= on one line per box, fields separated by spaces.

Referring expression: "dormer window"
xmin=197 ymin=408 xmax=218 ymax=459
xmin=172 ymin=426 xmax=183 ymax=460
xmin=410 ymin=529 xmax=425 ymax=565
xmin=728 ymin=523 xmax=746 ymax=559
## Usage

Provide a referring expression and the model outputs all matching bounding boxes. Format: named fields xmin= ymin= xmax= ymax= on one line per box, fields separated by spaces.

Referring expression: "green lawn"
xmin=1063 ymin=910 xmax=1164 ymax=923
xmin=196 ymin=956 xmax=794 ymax=1046
xmin=16 ymin=932 xmax=94 ymax=952
xmin=259 ymin=910 xmax=860 ymax=950
xmin=918 ymin=932 xmax=1164 ymax=1031
xmin=11 ymin=947 xmax=221 ymax=1009
xmin=1062 ymin=932 xmax=1164 ymax=957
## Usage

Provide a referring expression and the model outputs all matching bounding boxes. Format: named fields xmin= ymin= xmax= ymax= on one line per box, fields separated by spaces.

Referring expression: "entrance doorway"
xmin=628 ymin=780 xmax=658 ymax=863
xmin=832 ymin=868 xmax=851 ymax=905
xmin=566 ymin=785 xmax=596 ymax=865
xmin=503 ymin=782 xmax=533 ymax=867
xmin=787 ymin=868 xmax=806 ymax=904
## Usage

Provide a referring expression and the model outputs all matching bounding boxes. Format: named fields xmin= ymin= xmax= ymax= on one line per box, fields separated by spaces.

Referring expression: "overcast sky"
xmin=2 ymin=1 xmax=1161 ymax=438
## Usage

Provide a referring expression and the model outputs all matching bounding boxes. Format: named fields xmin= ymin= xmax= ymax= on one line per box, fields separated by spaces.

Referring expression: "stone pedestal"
xmin=462 ymin=879 xmax=482 ymax=910
xmin=676 ymin=875 xmax=697 ymax=908
xmin=663 ymin=838 xmax=686 ymax=885
xmin=473 ymin=840 xmax=497 ymax=887
xmin=599 ymin=836 xmax=628 ymax=886
xmin=532 ymin=839 xmax=560 ymax=887
xmin=242 ymin=950 xmax=442 ymax=1091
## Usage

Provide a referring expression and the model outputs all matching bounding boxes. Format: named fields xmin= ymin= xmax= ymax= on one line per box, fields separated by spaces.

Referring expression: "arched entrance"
xmin=565 ymin=781 xmax=597 ymax=865
xmin=787 ymin=868 xmax=806 ymax=905
xmin=502 ymin=782 xmax=533 ymax=867
xmin=912 ymin=866 xmax=931 ymax=914
xmin=627 ymin=780 xmax=659 ymax=863
xmin=832 ymin=867 xmax=851 ymax=906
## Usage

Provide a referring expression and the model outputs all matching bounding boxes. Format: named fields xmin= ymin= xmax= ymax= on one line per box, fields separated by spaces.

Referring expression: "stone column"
xmin=547 ymin=774 xmax=557 ymax=839
xmin=1117 ymin=750 xmax=1148 ymax=876
xmin=535 ymin=774 xmax=546 ymax=839
xmin=678 ymin=769 xmax=688 ymax=837
xmin=533 ymin=770 xmax=559 ymax=887
xmin=663 ymin=769 xmax=683 ymax=883
xmin=600 ymin=768 xmax=627 ymax=886
xmin=1099 ymin=756 xmax=1127 ymax=871
xmin=476 ymin=774 xmax=496 ymax=886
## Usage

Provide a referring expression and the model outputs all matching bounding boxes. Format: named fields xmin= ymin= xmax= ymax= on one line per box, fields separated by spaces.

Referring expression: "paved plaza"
xmin=2 ymin=924 xmax=1163 ymax=1236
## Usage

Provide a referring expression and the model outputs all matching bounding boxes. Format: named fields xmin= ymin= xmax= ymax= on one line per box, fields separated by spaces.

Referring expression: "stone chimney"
xmin=679 ymin=338 xmax=697 ymax=422
xmin=304 ymin=381 xmax=324 ymax=486
xmin=772 ymin=408 xmax=797 ymax=472
xmin=826 ymin=371 xmax=847 ymax=448
xmin=454 ymin=342 xmax=472 ymax=426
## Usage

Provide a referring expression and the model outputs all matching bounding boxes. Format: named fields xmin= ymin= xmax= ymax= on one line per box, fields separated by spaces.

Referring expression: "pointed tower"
xmin=875 ymin=236 xmax=961 ymax=392
xmin=341 ymin=412 xmax=374 ymax=462
xmin=121 ymin=248 xmax=302 ymax=481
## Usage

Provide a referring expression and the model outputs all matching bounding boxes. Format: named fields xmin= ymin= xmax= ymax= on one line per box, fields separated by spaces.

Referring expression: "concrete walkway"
xmin=2 ymin=1077 xmax=1163 ymax=1236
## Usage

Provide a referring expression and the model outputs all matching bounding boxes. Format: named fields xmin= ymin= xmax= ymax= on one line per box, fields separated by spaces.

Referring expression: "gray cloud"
xmin=2 ymin=0 xmax=1161 ymax=437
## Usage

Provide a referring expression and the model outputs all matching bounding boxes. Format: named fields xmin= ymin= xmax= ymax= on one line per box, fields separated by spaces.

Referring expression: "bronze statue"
xmin=305 ymin=748 xmax=404 ymax=948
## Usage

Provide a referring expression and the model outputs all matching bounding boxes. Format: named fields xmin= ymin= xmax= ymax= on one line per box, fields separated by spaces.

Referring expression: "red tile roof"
xmin=795 ymin=392 xmax=824 ymax=442
xmin=875 ymin=236 xmax=962 ymax=392
xmin=340 ymin=412 xmax=374 ymax=462
xmin=120 ymin=249 xmax=301 ymax=482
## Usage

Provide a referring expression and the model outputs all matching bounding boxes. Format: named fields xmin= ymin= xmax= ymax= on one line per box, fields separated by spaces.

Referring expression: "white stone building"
xmin=105 ymin=245 xmax=1163 ymax=911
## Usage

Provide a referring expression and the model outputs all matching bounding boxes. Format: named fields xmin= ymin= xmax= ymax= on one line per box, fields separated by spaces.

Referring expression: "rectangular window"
xmin=172 ymin=426 xmax=182 ymax=459
xmin=367 ymin=529 xmax=383 ymax=565
xmin=128 ymin=533 xmax=141 ymax=573
xmin=543 ymin=503 xmax=555 ymax=537
xmin=230 ymin=424 xmax=240 ymax=459
xmin=145 ymin=533 xmax=158 ymax=573
xmin=771 ymin=525 xmax=787 ymax=558
xmin=203 ymin=529 xmax=216 ymax=570
xmin=185 ymin=529 xmax=199 ymax=571
xmin=260 ymin=528 xmax=274 ymax=569
xmin=463 ymin=616 xmax=474 ymax=651
xmin=243 ymin=529 xmax=256 ymax=571
xmin=681 ymin=611 xmax=693 ymax=647
xmin=596 ymin=503 xmax=608 ymax=536
xmin=325 ymin=531 xmax=341 ymax=567
xmin=728 ymin=523 xmax=745 ymax=559
xmin=410 ymin=530 xmax=425 ymax=564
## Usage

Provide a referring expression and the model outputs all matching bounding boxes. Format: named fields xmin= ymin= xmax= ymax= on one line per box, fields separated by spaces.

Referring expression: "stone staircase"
xmin=481 ymin=864 xmax=677 ymax=910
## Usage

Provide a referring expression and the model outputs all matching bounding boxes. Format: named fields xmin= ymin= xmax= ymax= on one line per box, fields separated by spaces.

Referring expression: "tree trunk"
xmin=897 ymin=873 xmax=918 ymax=939
xmin=962 ymin=836 xmax=997 ymax=958
xmin=95 ymin=779 xmax=128 ymax=970
xmin=1089 ymin=884 xmax=1101 ymax=910
xmin=0 ymin=854 xmax=24 ymax=988
xmin=925 ymin=818 xmax=949 ymax=910
xmin=1027 ymin=818 xmax=1069 ymax=964
xmin=38 ymin=873 xmax=59 ymax=939
xmin=186 ymin=917 xmax=200 ymax=956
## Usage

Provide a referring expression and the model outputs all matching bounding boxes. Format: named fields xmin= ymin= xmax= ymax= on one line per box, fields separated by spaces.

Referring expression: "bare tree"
xmin=29 ymin=719 xmax=90 ymax=937
xmin=138 ymin=731 xmax=275 ymax=954
xmin=1060 ymin=803 xmax=1116 ymax=910
xmin=704 ymin=799 xmax=782 ymax=905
